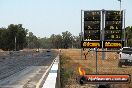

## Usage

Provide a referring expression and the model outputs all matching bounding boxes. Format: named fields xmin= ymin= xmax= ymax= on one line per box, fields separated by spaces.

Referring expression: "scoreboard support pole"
xmin=124 ymin=10 xmax=126 ymax=47
xmin=102 ymin=10 xmax=105 ymax=60
xmin=81 ymin=10 xmax=83 ymax=59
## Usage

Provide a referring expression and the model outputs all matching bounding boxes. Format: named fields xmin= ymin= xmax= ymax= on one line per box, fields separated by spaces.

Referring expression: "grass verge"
xmin=60 ymin=54 xmax=79 ymax=88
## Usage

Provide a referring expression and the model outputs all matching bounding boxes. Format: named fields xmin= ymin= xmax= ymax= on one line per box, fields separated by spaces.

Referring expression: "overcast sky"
xmin=0 ymin=0 xmax=131 ymax=38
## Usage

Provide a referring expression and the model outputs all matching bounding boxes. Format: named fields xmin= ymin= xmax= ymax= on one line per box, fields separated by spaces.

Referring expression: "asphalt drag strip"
xmin=0 ymin=66 xmax=49 ymax=88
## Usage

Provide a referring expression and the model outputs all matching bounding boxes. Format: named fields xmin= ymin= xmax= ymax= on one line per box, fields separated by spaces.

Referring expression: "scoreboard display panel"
xmin=84 ymin=11 xmax=101 ymax=40
xmin=104 ymin=10 xmax=123 ymax=48
xmin=105 ymin=21 xmax=122 ymax=30
xmin=105 ymin=11 xmax=123 ymax=41
xmin=105 ymin=11 xmax=123 ymax=21
xmin=84 ymin=11 xmax=101 ymax=21
xmin=84 ymin=30 xmax=100 ymax=40
xmin=105 ymin=30 xmax=122 ymax=40
xmin=84 ymin=21 xmax=100 ymax=30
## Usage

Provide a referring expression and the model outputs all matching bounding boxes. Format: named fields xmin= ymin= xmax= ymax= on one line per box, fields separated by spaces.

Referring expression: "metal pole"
xmin=124 ymin=9 xmax=126 ymax=46
xmin=27 ymin=33 xmax=29 ymax=55
xmin=102 ymin=9 xmax=105 ymax=60
xmin=28 ymin=36 xmax=29 ymax=51
xmin=95 ymin=47 xmax=99 ymax=88
xmin=15 ymin=36 xmax=16 ymax=51
xmin=120 ymin=0 xmax=121 ymax=11
xmin=81 ymin=10 xmax=83 ymax=59
xmin=119 ymin=0 xmax=123 ymax=48
xmin=95 ymin=48 xmax=98 ymax=74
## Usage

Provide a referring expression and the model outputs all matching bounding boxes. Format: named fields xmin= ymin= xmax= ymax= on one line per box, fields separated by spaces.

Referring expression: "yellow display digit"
xmin=111 ymin=35 xmax=114 ymax=39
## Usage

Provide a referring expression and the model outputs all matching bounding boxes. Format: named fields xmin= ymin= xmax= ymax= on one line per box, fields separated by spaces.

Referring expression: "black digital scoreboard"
xmin=104 ymin=11 xmax=124 ymax=48
xmin=81 ymin=10 xmax=124 ymax=48
xmin=84 ymin=11 xmax=101 ymax=40
xmin=81 ymin=11 xmax=101 ymax=48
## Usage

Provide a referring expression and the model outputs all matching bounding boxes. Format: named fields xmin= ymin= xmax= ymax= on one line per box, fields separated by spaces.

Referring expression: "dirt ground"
xmin=60 ymin=49 xmax=132 ymax=88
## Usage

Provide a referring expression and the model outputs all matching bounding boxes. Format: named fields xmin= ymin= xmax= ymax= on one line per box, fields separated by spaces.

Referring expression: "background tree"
xmin=49 ymin=34 xmax=63 ymax=49
xmin=62 ymin=31 xmax=73 ymax=49
xmin=126 ymin=26 xmax=132 ymax=47
xmin=0 ymin=28 xmax=9 ymax=50
xmin=0 ymin=24 xmax=27 ymax=50
xmin=50 ymin=34 xmax=56 ymax=48
xmin=39 ymin=37 xmax=51 ymax=49
xmin=27 ymin=32 xmax=39 ymax=49
xmin=55 ymin=34 xmax=63 ymax=48
xmin=7 ymin=24 xmax=27 ymax=50
xmin=2 ymin=24 xmax=132 ymax=50
xmin=72 ymin=36 xmax=81 ymax=48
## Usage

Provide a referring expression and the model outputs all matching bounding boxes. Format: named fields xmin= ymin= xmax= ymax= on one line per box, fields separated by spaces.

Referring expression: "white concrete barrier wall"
xmin=42 ymin=55 xmax=59 ymax=88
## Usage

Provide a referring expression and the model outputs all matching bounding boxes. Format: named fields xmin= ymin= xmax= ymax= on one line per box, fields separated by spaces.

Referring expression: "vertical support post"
xmin=27 ymin=32 xmax=29 ymax=55
xmin=95 ymin=48 xmax=98 ymax=74
xmin=15 ymin=36 xmax=16 ymax=51
xmin=124 ymin=10 xmax=126 ymax=46
xmin=102 ymin=10 xmax=105 ymax=60
xmin=28 ymin=38 xmax=29 ymax=50
xmin=120 ymin=0 xmax=121 ymax=12
xmin=94 ymin=47 xmax=98 ymax=88
xmin=119 ymin=0 xmax=123 ymax=48
xmin=81 ymin=10 xmax=83 ymax=59
xmin=95 ymin=48 xmax=98 ymax=88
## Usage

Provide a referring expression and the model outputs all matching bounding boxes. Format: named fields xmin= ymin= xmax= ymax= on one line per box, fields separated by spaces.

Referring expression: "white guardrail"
xmin=42 ymin=55 xmax=60 ymax=88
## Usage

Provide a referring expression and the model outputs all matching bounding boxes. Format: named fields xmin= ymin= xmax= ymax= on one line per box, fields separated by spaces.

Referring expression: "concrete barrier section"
xmin=42 ymin=55 xmax=59 ymax=88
